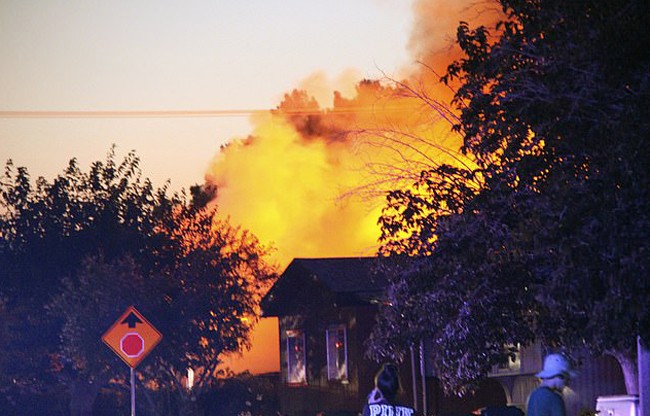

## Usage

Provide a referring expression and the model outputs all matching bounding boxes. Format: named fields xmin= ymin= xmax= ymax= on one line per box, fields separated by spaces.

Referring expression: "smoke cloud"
xmin=204 ymin=0 xmax=501 ymax=267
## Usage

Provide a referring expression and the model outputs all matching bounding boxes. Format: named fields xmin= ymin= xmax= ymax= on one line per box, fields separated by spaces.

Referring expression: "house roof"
xmin=261 ymin=257 xmax=391 ymax=317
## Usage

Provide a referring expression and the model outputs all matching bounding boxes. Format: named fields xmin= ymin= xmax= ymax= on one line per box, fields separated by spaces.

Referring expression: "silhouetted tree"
xmin=0 ymin=147 xmax=277 ymax=415
xmin=371 ymin=0 xmax=650 ymax=395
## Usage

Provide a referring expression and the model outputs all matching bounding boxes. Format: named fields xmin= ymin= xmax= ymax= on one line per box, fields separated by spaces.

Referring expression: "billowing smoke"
xmin=204 ymin=0 xmax=500 ymax=267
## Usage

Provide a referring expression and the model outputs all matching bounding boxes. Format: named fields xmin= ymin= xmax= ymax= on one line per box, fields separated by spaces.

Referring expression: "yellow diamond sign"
xmin=102 ymin=306 xmax=162 ymax=368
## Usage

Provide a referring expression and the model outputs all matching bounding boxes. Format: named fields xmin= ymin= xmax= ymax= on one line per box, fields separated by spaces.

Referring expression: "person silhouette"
xmin=362 ymin=363 xmax=415 ymax=416
xmin=527 ymin=353 xmax=576 ymax=416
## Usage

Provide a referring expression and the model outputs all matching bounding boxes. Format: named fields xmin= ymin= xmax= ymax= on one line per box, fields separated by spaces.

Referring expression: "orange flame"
xmin=210 ymin=0 xmax=503 ymax=375
xmin=204 ymin=0 xmax=501 ymax=268
xmin=205 ymin=92 xmax=475 ymax=270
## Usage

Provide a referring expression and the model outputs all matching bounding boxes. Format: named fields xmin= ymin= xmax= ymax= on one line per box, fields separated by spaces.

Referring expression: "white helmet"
xmin=536 ymin=353 xmax=577 ymax=379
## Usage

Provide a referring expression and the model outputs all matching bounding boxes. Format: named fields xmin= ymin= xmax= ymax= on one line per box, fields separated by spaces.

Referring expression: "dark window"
xmin=286 ymin=329 xmax=306 ymax=384
xmin=326 ymin=324 xmax=348 ymax=381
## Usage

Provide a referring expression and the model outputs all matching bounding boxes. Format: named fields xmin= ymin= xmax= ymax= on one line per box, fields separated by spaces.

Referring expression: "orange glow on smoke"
xmin=206 ymin=80 xmax=473 ymax=268
xmin=204 ymin=1 xmax=500 ymax=268
xmin=210 ymin=0 xmax=502 ymax=374
xmin=207 ymin=113 xmax=378 ymax=265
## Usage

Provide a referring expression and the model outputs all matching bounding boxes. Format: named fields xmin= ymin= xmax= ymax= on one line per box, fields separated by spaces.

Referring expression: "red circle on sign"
xmin=120 ymin=333 xmax=145 ymax=358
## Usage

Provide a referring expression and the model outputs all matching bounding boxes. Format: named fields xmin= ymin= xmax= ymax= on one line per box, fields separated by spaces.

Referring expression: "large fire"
xmin=209 ymin=0 xmax=500 ymax=373
xmin=205 ymin=82 xmax=439 ymax=267
xmin=204 ymin=77 xmax=474 ymax=267
xmin=204 ymin=0 xmax=498 ymax=267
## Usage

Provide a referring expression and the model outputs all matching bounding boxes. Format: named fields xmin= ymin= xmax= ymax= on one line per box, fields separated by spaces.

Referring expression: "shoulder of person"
xmin=364 ymin=402 xmax=415 ymax=416
xmin=532 ymin=386 xmax=555 ymax=395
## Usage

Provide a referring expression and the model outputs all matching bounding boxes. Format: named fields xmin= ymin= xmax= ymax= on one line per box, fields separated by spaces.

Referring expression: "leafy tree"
xmin=142 ymin=208 xmax=276 ymax=410
xmin=46 ymin=255 xmax=154 ymax=415
xmin=0 ymin=148 xmax=177 ymax=413
xmin=0 ymin=147 xmax=277 ymax=415
xmin=370 ymin=0 xmax=650 ymax=395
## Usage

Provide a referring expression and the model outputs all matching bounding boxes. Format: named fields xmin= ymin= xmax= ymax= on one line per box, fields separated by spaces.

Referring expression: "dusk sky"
xmin=0 ymin=0 xmax=420 ymax=376
xmin=0 ymin=0 xmax=482 ymax=374
xmin=1 ymin=0 xmax=413 ymax=192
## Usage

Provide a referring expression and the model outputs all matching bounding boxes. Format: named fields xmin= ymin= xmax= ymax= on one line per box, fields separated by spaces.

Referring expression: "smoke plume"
xmin=204 ymin=0 xmax=500 ymax=267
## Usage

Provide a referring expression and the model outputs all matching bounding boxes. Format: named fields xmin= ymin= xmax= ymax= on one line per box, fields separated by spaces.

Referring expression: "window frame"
xmin=326 ymin=324 xmax=349 ymax=382
xmin=286 ymin=329 xmax=307 ymax=385
xmin=490 ymin=344 xmax=522 ymax=376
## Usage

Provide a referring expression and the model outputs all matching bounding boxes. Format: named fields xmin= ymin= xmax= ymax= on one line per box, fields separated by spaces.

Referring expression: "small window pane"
xmin=326 ymin=325 xmax=348 ymax=381
xmin=490 ymin=344 xmax=522 ymax=376
xmin=286 ymin=330 xmax=306 ymax=384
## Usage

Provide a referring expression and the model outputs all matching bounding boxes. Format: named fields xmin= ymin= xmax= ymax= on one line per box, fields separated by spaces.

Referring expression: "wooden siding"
xmin=565 ymin=354 xmax=627 ymax=415
xmin=493 ymin=352 xmax=627 ymax=414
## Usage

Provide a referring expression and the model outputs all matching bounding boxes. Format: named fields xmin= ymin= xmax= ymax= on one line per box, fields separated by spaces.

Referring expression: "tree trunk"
xmin=178 ymin=393 xmax=200 ymax=416
xmin=69 ymin=379 xmax=100 ymax=416
xmin=610 ymin=348 xmax=639 ymax=395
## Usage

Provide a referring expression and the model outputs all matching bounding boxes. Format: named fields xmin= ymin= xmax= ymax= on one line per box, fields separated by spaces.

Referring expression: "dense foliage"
xmin=371 ymin=0 xmax=650 ymax=395
xmin=0 ymin=148 xmax=277 ymax=414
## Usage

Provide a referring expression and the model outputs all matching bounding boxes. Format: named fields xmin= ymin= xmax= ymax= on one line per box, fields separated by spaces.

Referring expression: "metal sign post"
xmin=102 ymin=306 xmax=163 ymax=416
xmin=130 ymin=367 xmax=136 ymax=416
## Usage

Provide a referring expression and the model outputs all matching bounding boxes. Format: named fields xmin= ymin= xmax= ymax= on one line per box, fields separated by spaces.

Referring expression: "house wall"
xmin=491 ymin=347 xmax=627 ymax=415
xmin=275 ymin=304 xmax=511 ymax=416
xmin=565 ymin=354 xmax=627 ymax=415
xmin=276 ymin=305 xmax=381 ymax=416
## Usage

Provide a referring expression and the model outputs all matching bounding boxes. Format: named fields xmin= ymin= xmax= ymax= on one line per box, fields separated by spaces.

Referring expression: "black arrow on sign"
xmin=121 ymin=312 xmax=143 ymax=328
